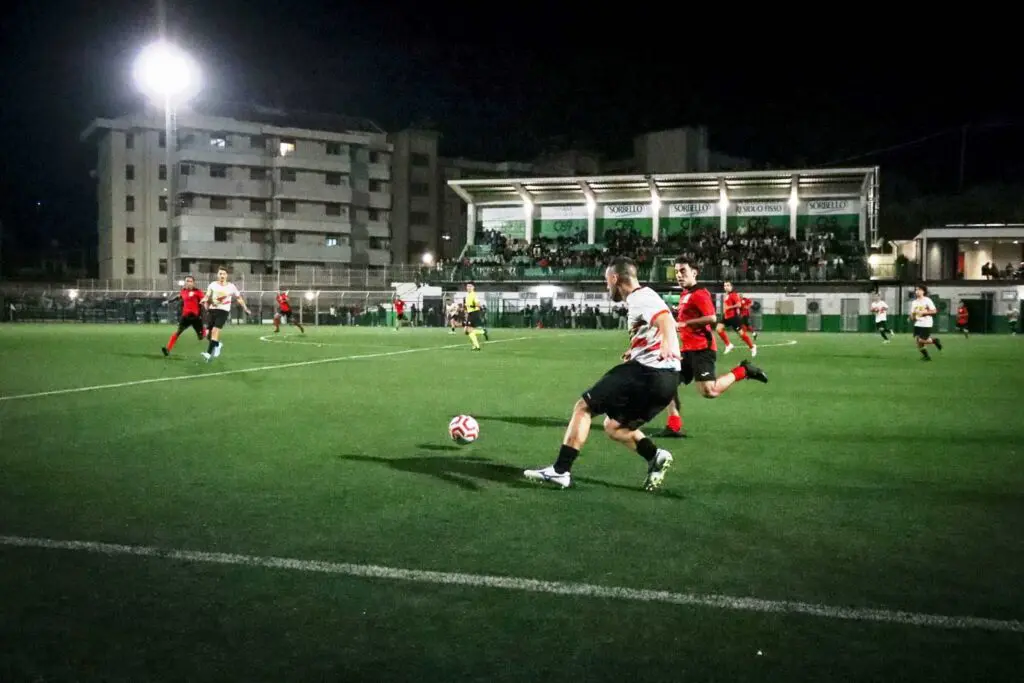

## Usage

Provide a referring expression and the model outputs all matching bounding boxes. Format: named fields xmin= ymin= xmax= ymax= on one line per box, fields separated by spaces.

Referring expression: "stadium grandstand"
xmin=446 ymin=169 xmax=879 ymax=283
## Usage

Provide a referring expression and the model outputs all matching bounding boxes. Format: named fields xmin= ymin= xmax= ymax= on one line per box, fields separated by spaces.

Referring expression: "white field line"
xmin=0 ymin=335 xmax=535 ymax=403
xmin=751 ymin=339 xmax=798 ymax=348
xmin=0 ymin=534 xmax=1020 ymax=633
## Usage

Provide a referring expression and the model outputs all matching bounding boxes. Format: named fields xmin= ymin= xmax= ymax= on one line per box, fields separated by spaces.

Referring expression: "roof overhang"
xmin=915 ymin=224 xmax=1024 ymax=240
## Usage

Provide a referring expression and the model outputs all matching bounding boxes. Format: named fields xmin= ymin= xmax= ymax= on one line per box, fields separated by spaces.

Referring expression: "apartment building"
xmin=82 ymin=105 xmax=393 ymax=281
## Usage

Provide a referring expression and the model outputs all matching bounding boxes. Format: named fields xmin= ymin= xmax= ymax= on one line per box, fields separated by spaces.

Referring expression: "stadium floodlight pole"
xmin=133 ymin=40 xmax=201 ymax=289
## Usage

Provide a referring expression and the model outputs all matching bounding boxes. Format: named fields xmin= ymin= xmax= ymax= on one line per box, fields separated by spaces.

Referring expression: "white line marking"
xmin=0 ymin=335 xmax=535 ymax=402
xmin=0 ymin=534 xmax=1020 ymax=633
xmin=752 ymin=339 xmax=798 ymax=348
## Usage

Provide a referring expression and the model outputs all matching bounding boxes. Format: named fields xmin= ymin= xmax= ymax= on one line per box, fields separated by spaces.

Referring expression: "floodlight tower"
xmin=133 ymin=40 xmax=201 ymax=286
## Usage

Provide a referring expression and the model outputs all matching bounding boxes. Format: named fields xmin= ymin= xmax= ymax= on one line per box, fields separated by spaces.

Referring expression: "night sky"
xmin=1 ymin=1 xmax=1021 ymax=263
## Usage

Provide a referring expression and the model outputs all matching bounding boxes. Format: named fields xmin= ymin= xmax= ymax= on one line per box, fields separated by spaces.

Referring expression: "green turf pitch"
xmin=1 ymin=325 xmax=1022 ymax=682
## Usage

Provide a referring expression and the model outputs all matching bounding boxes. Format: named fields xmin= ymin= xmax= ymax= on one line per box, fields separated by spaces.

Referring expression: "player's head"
xmin=723 ymin=281 xmax=733 ymax=293
xmin=184 ymin=275 xmax=195 ymax=288
xmin=466 ymin=283 xmax=475 ymax=293
xmin=217 ymin=267 xmax=228 ymax=283
xmin=674 ymin=256 xmax=699 ymax=289
xmin=605 ymin=257 xmax=638 ymax=302
xmin=915 ymin=284 xmax=928 ymax=298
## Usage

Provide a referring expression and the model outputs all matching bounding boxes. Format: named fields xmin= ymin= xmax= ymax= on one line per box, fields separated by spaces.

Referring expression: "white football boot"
xmin=523 ymin=465 xmax=571 ymax=489
xmin=643 ymin=449 xmax=674 ymax=491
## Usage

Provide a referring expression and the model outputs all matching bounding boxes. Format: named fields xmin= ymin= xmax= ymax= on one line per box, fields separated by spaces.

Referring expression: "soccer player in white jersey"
xmin=524 ymin=257 xmax=679 ymax=491
xmin=202 ymin=267 xmax=251 ymax=363
xmin=870 ymin=293 xmax=892 ymax=343
xmin=910 ymin=284 xmax=942 ymax=361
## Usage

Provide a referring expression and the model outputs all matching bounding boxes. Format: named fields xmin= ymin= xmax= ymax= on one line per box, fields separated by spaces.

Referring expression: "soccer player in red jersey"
xmin=740 ymin=296 xmax=759 ymax=342
xmin=273 ymin=291 xmax=305 ymax=334
xmin=716 ymin=281 xmax=756 ymax=356
xmin=161 ymin=275 xmax=207 ymax=356
xmin=661 ymin=257 xmax=768 ymax=438
xmin=393 ymin=296 xmax=409 ymax=330
xmin=956 ymin=301 xmax=969 ymax=339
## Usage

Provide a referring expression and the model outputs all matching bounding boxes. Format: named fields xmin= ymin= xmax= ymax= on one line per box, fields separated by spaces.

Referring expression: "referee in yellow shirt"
xmin=463 ymin=283 xmax=489 ymax=350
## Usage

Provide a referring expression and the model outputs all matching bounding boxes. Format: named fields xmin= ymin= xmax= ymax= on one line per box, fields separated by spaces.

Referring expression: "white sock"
xmin=213 ymin=342 xmax=223 ymax=357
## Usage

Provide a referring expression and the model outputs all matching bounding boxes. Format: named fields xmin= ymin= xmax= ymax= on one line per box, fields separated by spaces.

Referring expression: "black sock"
xmin=636 ymin=437 xmax=658 ymax=463
xmin=879 ymin=329 xmax=887 ymax=340
xmin=920 ymin=348 xmax=929 ymax=359
xmin=554 ymin=444 xmax=579 ymax=474
xmin=207 ymin=339 xmax=219 ymax=354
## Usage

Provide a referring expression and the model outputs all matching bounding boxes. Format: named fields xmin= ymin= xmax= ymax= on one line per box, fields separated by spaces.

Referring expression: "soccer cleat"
xmin=933 ymin=338 xmax=943 ymax=351
xmin=161 ymin=347 xmax=169 ymax=357
xmin=740 ymin=359 xmax=768 ymax=383
xmin=523 ymin=465 xmax=571 ymax=488
xmin=483 ymin=328 xmax=490 ymax=341
xmin=644 ymin=449 xmax=674 ymax=491
xmin=751 ymin=345 xmax=758 ymax=358
xmin=724 ymin=343 xmax=735 ymax=354
xmin=201 ymin=352 xmax=212 ymax=363
xmin=752 ymin=331 xmax=759 ymax=341
xmin=659 ymin=427 xmax=688 ymax=438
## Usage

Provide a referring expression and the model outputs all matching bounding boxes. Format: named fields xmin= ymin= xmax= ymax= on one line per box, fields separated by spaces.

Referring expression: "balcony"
xmin=366 ymin=249 xmax=390 ymax=267
xmin=369 ymin=192 xmax=391 ymax=210
xmin=275 ymin=243 xmax=353 ymax=263
xmin=178 ymin=175 xmax=270 ymax=198
xmin=176 ymin=240 xmax=266 ymax=261
xmin=273 ymin=155 xmax=353 ymax=174
xmin=274 ymin=216 xmax=353 ymax=233
xmin=276 ymin=183 xmax=353 ymax=203
xmin=367 ymin=163 xmax=389 ymax=180
xmin=175 ymin=210 xmax=266 ymax=230
xmin=366 ymin=221 xmax=390 ymax=238
xmin=177 ymin=142 xmax=269 ymax=167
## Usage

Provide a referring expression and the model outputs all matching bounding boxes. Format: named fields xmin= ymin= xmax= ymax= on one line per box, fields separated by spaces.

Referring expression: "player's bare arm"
xmin=235 ymin=294 xmax=252 ymax=315
xmin=680 ymin=313 xmax=716 ymax=328
xmin=654 ymin=312 xmax=681 ymax=360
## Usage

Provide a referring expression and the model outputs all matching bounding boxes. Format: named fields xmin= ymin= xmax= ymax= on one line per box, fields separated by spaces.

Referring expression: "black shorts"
xmin=177 ymin=314 xmax=204 ymax=336
xmin=722 ymin=317 xmax=742 ymax=331
xmin=209 ymin=309 xmax=230 ymax=329
xmin=956 ymin=322 xmax=967 ymax=331
xmin=739 ymin=315 xmax=751 ymax=328
xmin=876 ymin=320 xmax=889 ymax=330
xmin=396 ymin=312 xmax=406 ymax=321
xmin=278 ymin=309 xmax=295 ymax=322
xmin=581 ymin=361 xmax=680 ymax=431
xmin=680 ymin=348 xmax=717 ymax=385
xmin=466 ymin=310 xmax=483 ymax=327
xmin=913 ymin=326 xmax=932 ymax=340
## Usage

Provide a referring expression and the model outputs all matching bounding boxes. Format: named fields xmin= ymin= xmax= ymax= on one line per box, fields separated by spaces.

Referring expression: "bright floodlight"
xmin=304 ymin=291 xmax=316 ymax=301
xmin=133 ymin=40 xmax=201 ymax=107
xmin=67 ymin=289 xmax=79 ymax=301
xmin=421 ymin=252 xmax=435 ymax=266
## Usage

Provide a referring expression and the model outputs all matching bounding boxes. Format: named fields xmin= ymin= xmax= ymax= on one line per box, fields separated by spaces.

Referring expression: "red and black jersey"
xmin=677 ymin=287 xmax=717 ymax=352
xmin=724 ymin=292 xmax=742 ymax=319
xmin=957 ymin=306 xmax=968 ymax=324
xmin=740 ymin=297 xmax=753 ymax=317
xmin=276 ymin=293 xmax=291 ymax=312
xmin=394 ymin=298 xmax=405 ymax=315
xmin=180 ymin=288 xmax=204 ymax=317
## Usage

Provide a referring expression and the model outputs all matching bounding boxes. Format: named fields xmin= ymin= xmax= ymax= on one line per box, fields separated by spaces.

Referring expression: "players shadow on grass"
xmin=475 ymin=415 xmax=566 ymax=428
xmin=342 ymin=453 xmax=682 ymax=497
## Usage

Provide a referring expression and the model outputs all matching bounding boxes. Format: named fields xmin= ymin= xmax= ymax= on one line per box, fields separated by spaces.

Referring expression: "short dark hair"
xmin=916 ymin=283 xmax=928 ymax=294
xmin=674 ymin=255 xmax=698 ymax=271
xmin=607 ymin=256 xmax=638 ymax=280
xmin=217 ymin=266 xmax=228 ymax=273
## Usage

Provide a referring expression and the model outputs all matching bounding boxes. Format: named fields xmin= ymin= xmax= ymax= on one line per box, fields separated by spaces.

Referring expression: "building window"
xmin=158 ymin=196 xmax=168 ymax=212
xmin=250 ymin=167 xmax=266 ymax=180
xmin=125 ymin=133 xmax=134 ymax=149
xmin=280 ymin=200 xmax=297 ymax=213
xmin=279 ymin=231 xmax=296 ymax=244
xmin=179 ymin=194 xmax=195 ymax=209
xmin=210 ymin=134 xmax=227 ymax=149
xmin=411 ymin=182 xmax=430 ymax=197
xmin=325 ymin=142 xmax=342 ymax=155
xmin=326 ymin=235 xmax=340 ymax=247
xmin=214 ymin=228 xmax=229 ymax=242
xmin=279 ymin=138 xmax=296 ymax=156
xmin=210 ymin=164 xmax=227 ymax=179
xmin=126 ymin=195 xmax=135 ymax=211
xmin=125 ymin=164 xmax=135 ymax=180
xmin=210 ymin=197 xmax=229 ymax=210
xmin=250 ymin=199 xmax=267 ymax=212
xmin=159 ymin=227 xmax=167 ymax=243
xmin=159 ymin=259 xmax=168 ymax=275
xmin=158 ymin=132 xmax=166 ymax=148
xmin=250 ymin=230 xmax=267 ymax=244
xmin=368 ymin=208 xmax=381 ymax=221
xmin=369 ymin=179 xmax=384 ymax=192
xmin=369 ymin=237 xmax=390 ymax=250
xmin=179 ymin=163 xmax=192 ymax=176
xmin=126 ymin=227 xmax=135 ymax=243
xmin=158 ymin=164 xmax=167 ymax=180
xmin=325 ymin=172 xmax=346 ymax=186
xmin=250 ymin=135 xmax=266 ymax=148
xmin=411 ymin=153 xmax=430 ymax=167
xmin=126 ymin=258 xmax=136 ymax=275
xmin=410 ymin=211 xmax=430 ymax=225
xmin=370 ymin=151 xmax=381 ymax=163
xmin=280 ymin=169 xmax=296 ymax=182
xmin=325 ymin=203 xmax=343 ymax=217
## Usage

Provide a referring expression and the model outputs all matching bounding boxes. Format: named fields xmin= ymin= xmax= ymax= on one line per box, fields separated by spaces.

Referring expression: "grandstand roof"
xmin=448 ymin=168 xmax=878 ymax=205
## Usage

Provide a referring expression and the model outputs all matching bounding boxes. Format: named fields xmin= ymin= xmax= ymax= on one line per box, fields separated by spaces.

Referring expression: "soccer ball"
xmin=448 ymin=415 xmax=480 ymax=444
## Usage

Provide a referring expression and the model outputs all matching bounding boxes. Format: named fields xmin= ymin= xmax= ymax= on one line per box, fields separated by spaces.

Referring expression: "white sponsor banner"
xmin=539 ymin=205 xmax=588 ymax=220
xmin=480 ymin=206 xmax=527 ymax=223
xmin=667 ymin=202 xmax=718 ymax=218
xmin=598 ymin=203 xmax=652 ymax=219
xmin=805 ymin=198 xmax=861 ymax=215
xmin=734 ymin=201 xmax=788 ymax=216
